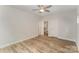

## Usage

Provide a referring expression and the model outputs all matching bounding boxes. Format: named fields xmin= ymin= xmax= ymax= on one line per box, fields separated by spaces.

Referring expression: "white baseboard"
xmin=0 ymin=34 xmax=39 ymax=48
xmin=58 ymin=36 xmax=76 ymax=42
xmin=76 ymin=43 xmax=79 ymax=52
xmin=48 ymin=35 xmax=76 ymax=42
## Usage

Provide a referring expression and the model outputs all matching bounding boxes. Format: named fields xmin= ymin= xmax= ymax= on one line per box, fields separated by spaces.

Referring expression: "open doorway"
xmin=44 ymin=21 xmax=48 ymax=36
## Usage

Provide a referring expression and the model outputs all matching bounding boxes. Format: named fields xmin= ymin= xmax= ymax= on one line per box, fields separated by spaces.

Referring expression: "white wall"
xmin=38 ymin=20 xmax=44 ymax=35
xmin=42 ymin=9 xmax=77 ymax=42
xmin=77 ymin=24 xmax=79 ymax=50
xmin=0 ymin=6 xmax=40 ymax=48
xmin=57 ymin=10 xmax=77 ymax=41
xmin=77 ymin=16 xmax=79 ymax=50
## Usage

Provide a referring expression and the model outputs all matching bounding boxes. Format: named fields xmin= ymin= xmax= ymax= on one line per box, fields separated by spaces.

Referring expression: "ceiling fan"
xmin=33 ymin=5 xmax=52 ymax=13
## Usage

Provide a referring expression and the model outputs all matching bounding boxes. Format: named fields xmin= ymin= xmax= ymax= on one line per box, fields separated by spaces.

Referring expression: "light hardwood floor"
xmin=0 ymin=35 xmax=78 ymax=53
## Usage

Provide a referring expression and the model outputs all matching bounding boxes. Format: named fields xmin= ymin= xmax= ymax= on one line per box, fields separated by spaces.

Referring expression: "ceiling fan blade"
xmin=45 ymin=10 xmax=50 ymax=12
xmin=46 ymin=5 xmax=52 ymax=8
xmin=32 ymin=9 xmax=39 ymax=11
xmin=38 ymin=5 xmax=43 ymax=7
xmin=38 ymin=5 xmax=40 ymax=7
xmin=39 ymin=11 xmax=43 ymax=13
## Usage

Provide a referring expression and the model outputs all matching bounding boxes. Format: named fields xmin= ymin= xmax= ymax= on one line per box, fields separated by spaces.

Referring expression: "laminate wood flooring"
xmin=0 ymin=36 xmax=78 ymax=53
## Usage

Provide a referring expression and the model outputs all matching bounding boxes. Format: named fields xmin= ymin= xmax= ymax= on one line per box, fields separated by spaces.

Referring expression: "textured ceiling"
xmin=11 ymin=5 xmax=77 ymax=16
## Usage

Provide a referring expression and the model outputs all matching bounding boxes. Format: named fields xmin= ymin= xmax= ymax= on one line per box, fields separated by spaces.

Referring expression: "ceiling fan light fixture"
xmin=40 ymin=9 xmax=45 ymax=12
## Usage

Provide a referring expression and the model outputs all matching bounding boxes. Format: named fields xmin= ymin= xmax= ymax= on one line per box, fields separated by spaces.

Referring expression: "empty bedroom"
xmin=0 ymin=5 xmax=78 ymax=53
